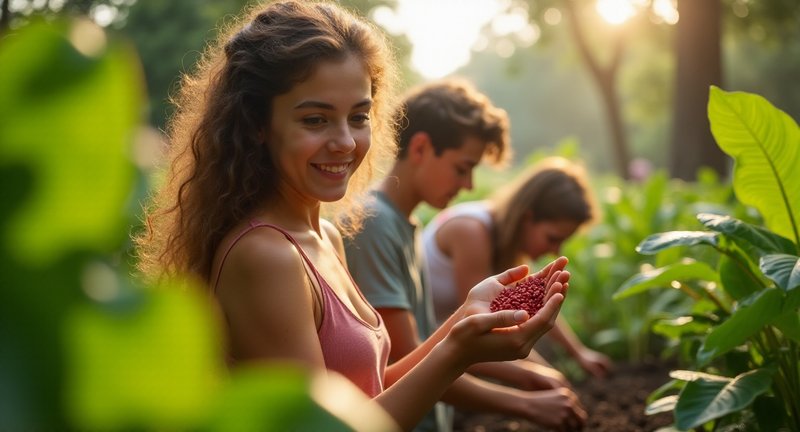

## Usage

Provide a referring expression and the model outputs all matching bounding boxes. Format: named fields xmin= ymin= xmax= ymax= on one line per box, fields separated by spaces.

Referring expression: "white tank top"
xmin=422 ymin=201 xmax=493 ymax=324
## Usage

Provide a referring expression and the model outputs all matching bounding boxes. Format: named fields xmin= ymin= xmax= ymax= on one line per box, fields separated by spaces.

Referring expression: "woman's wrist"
xmin=431 ymin=335 xmax=470 ymax=379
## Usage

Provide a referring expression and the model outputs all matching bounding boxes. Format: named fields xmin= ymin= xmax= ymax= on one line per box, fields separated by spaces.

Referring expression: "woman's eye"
xmin=302 ymin=116 xmax=326 ymax=126
xmin=350 ymin=113 xmax=370 ymax=124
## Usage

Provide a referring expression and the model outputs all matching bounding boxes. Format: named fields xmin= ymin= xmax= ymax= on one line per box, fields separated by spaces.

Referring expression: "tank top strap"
xmin=212 ymin=220 xmax=324 ymax=293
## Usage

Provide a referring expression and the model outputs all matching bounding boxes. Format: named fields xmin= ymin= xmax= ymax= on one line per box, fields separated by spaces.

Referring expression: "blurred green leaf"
xmin=645 ymin=395 xmax=678 ymax=415
xmin=697 ymin=289 xmax=784 ymax=366
xmin=204 ymin=366 xmax=355 ymax=432
xmin=0 ymin=18 xmax=144 ymax=430
xmin=760 ymin=254 xmax=800 ymax=292
xmin=0 ymin=19 xmax=142 ymax=265
xmin=652 ymin=316 xmax=711 ymax=340
xmin=708 ymin=86 xmax=800 ymax=250
xmin=65 ymin=283 xmax=224 ymax=429
xmin=674 ymin=368 xmax=773 ymax=430
xmin=718 ymin=254 xmax=761 ymax=300
xmin=637 ymin=231 xmax=719 ymax=255
xmin=614 ymin=260 xmax=719 ymax=300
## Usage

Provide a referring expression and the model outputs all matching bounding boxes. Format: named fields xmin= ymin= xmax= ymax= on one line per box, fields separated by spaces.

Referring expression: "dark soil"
xmin=453 ymin=361 xmax=675 ymax=432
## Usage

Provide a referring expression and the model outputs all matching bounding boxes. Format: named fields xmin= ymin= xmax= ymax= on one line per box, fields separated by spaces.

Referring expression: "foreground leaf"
xmin=0 ymin=20 xmax=141 ymax=265
xmin=674 ymin=368 xmax=773 ymax=430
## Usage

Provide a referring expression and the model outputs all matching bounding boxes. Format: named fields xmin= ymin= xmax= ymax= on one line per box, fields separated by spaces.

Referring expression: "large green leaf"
xmin=696 ymin=289 xmax=784 ymax=366
xmin=204 ymin=366 xmax=349 ymax=432
xmin=0 ymin=20 xmax=142 ymax=430
xmin=652 ymin=316 xmax=712 ymax=340
xmin=64 ymin=282 xmax=224 ymax=429
xmin=645 ymin=395 xmax=678 ymax=415
xmin=205 ymin=366 xmax=399 ymax=432
xmin=698 ymin=213 xmax=797 ymax=256
xmin=718 ymin=254 xmax=761 ymax=300
xmin=637 ymin=231 xmax=719 ymax=255
xmin=0 ymin=20 xmax=141 ymax=265
xmin=708 ymin=86 xmax=800 ymax=250
xmin=614 ymin=260 xmax=719 ymax=300
xmin=673 ymin=368 xmax=773 ymax=430
xmin=760 ymin=254 xmax=800 ymax=292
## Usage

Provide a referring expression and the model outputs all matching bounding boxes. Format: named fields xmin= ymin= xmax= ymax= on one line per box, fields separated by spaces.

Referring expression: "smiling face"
xmin=416 ymin=134 xmax=487 ymax=209
xmin=268 ymin=54 xmax=372 ymax=204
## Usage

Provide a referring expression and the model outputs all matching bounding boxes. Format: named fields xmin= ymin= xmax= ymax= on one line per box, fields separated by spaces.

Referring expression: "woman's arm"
xmin=378 ymin=276 xmax=566 ymax=431
xmin=547 ymin=316 xmax=613 ymax=378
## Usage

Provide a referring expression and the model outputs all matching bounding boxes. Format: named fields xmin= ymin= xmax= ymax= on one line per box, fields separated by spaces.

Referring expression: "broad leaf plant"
xmin=615 ymin=87 xmax=800 ymax=431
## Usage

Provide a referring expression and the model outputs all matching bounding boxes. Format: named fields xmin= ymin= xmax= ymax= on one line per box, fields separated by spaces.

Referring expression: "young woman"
xmin=135 ymin=2 xmax=570 ymax=430
xmin=423 ymin=157 xmax=612 ymax=380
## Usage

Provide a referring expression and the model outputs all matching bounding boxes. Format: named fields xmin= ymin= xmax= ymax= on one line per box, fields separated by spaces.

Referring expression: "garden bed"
xmin=454 ymin=361 xmax=675 ymax=431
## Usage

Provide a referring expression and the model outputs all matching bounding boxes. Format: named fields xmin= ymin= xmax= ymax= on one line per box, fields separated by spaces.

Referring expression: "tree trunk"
xmin=670 ymin=0 xmax=727 ymax=180
xmin=563 ymin=0 xmax=631 ymax=179
xmin=1 ymin=0 xmax=10 ymax=33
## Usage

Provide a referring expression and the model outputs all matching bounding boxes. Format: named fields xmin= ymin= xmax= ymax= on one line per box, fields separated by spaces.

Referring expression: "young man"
xmin=344 ymin=79 xmax=587 ymax=432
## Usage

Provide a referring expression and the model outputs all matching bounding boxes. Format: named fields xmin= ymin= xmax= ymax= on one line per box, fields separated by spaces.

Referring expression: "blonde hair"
xmin=490 ymin=157 xmax=597 ymax=273
xmin=135 ymin=0 xmax=399 ymax=283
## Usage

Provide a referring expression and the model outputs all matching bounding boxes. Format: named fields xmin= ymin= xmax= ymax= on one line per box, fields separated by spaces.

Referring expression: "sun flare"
xmin=595 ymin=0 xmax=637 ymax=24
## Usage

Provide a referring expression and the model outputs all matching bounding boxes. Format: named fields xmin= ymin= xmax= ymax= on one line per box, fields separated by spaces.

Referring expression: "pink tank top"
xmin=213 ymin=221 xmax=391 ymax=397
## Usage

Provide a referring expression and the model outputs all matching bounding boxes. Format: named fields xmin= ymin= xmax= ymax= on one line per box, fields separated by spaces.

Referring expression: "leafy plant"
xmin=615 ymin=87 xmax=800 ymax=430
xmin=557 ymin=165 xmax=750 ymax=363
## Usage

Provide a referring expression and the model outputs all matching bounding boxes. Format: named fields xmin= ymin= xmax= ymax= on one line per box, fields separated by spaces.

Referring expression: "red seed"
xmin=490 ymin=276 xmax=547 ymax=316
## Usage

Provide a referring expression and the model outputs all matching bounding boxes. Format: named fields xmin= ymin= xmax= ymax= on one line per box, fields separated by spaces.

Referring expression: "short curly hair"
xmin=394 ymin=78 xmax=511 ymax=166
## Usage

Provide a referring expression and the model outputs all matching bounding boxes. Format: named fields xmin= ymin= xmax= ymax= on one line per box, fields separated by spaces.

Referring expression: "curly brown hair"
xmin=135 ymin=0 xmax=399 ymax=283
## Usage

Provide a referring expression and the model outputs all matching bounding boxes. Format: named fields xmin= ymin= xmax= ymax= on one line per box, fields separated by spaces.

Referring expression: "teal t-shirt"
xmin=344 ymin=191 xmax=437 ymax=340
xmin=344 ymin=191 xmax=450 ymax=432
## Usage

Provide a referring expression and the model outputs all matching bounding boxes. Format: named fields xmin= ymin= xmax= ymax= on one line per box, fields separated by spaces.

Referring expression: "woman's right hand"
xmin=461 ymin=256 xmax=569 ymax=318
xmin=442 ymin=258 xmax=570 ymax=368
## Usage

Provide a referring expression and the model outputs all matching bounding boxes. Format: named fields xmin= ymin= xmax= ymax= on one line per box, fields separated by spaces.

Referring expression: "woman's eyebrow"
xmin=294 ymin=98 xmax=372 ymax=110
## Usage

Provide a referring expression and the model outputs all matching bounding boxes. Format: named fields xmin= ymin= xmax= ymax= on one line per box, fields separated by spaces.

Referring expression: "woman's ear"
xmin=407 ymin=131 xmax=432 ymax=164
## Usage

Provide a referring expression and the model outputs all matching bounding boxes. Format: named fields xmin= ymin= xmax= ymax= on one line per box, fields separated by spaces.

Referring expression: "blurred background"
xmin=4 ymin=0 xmax=799 ymax=178
xmin=2 ymin=0 xmax=799 ymax=429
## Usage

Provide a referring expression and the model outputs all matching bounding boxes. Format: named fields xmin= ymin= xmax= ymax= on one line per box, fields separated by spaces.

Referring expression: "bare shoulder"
xmin=214 ymin=225 xmax=323 ymax=362
xmin=214 ymin=226 xmax=313 ymax=318
xmin=221 ymin=226 xmax=306 ymax=288
xmin=437 ymin=214 xmax=492 ymax=253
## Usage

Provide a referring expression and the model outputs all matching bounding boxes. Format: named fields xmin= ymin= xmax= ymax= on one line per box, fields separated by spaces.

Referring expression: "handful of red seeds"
xmin=490 ymin=276 xmax=547 ymax=317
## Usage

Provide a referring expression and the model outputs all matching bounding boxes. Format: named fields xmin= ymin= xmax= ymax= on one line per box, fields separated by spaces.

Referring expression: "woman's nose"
xmin=328 ymin=123 xmax=357 ymax=152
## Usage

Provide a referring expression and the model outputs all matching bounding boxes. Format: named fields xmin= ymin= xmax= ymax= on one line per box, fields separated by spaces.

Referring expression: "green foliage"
xmin=671 ymin=368 xmax=774 ymax=431
xmin=0 ymin=19 xmax=393 ymax=431
xmin=556 ymin=167 xmax=743 ymax=362
xmin=621 ymin=88 xmax=800 ymax=430
xmin=708 ymin=87 xmax=800 ymax=248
